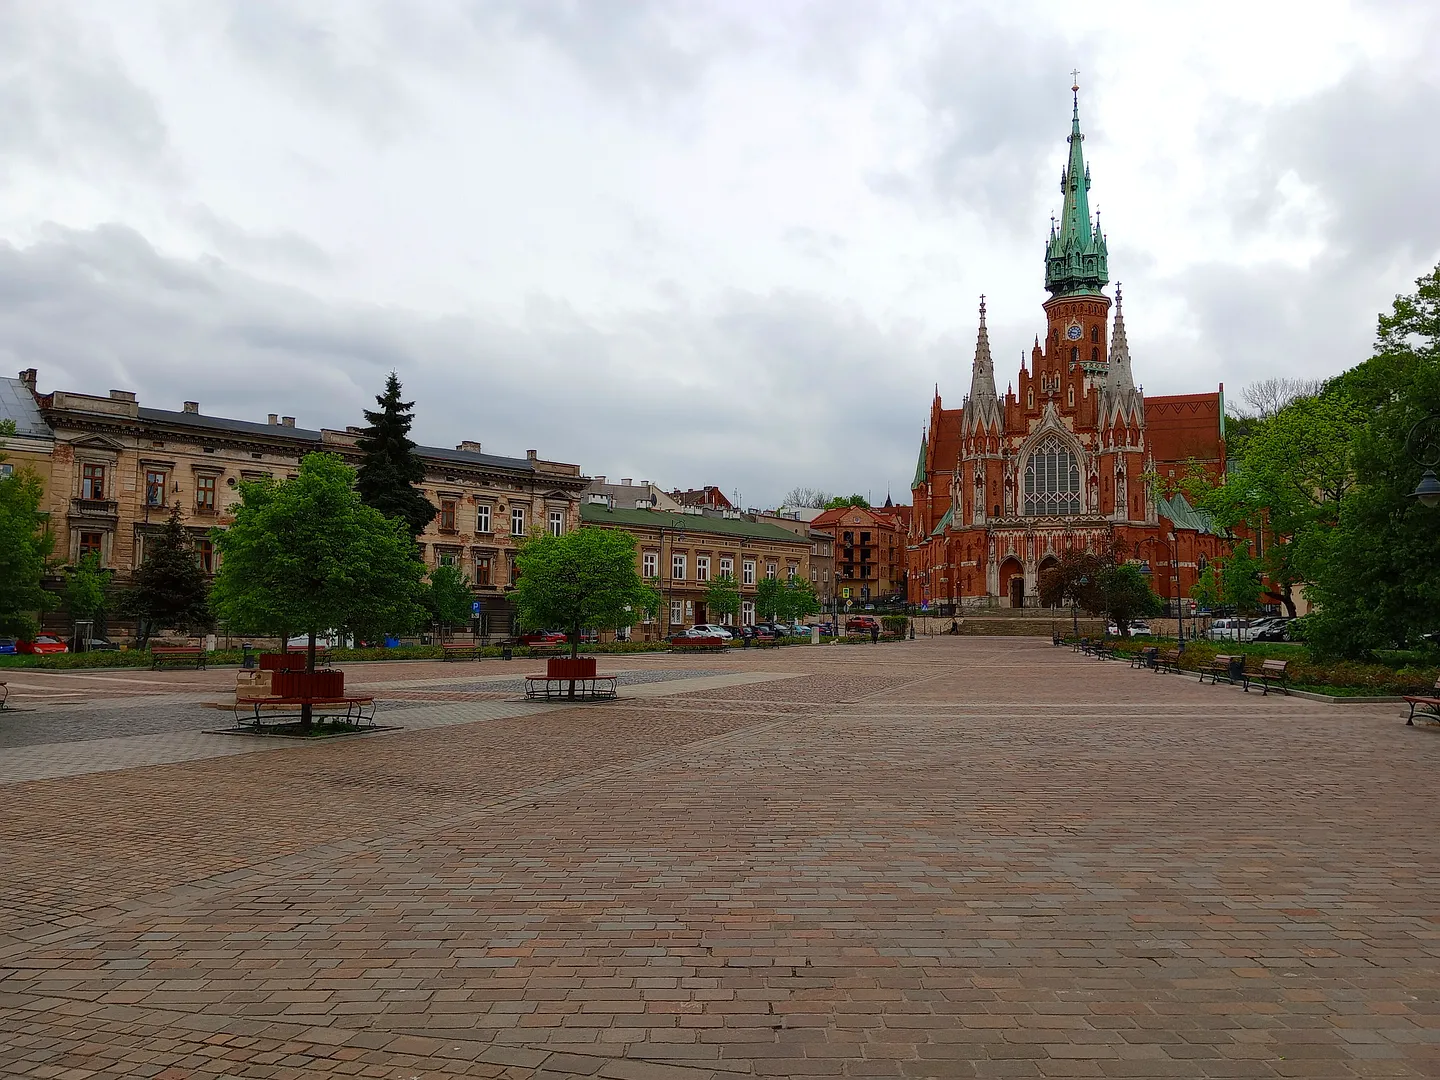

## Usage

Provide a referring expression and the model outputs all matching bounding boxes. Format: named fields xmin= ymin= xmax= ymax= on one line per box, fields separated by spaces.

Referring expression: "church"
xmin=908 ymin=86 xmax=1230 ymax=611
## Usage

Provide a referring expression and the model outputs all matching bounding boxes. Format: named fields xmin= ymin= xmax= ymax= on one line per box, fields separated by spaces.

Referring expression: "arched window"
xmin=1023 ymin=436 xmax=1081 ymax=517
xmin=1091 ymin=347 xmax=1099 ymax=362
xmin=1067 ymin=384 xmax=1075 ymax=407
xmin=1052 ymin=329 xmax=1059 ymax=344
xmin=1090 ymin=326 xmax=1099 ymax=343
xmin=1027 ymin=388 xmax=1034 ymax=408
xmin=1198 ymin=554 xmax=1208 ymax=572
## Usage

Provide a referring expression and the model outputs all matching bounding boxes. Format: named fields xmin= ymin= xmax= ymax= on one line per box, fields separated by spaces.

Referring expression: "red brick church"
xmin=908 ymin=86 xmax=1230 ymax=611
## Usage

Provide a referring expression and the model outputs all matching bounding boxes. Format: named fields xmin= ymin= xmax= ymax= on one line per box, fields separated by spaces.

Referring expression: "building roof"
xmin=930 ymin=506 xmax=954 ymax=537
xmin=138 ymin=407 xmax=324 ymax=442
xmin=420 ymin=444 xmax=540 ymax=473
xmin=912 ymin=434 xmax=927 ymax=488
xmin=0 ymin=377 xmax=54 ymax=440
xmin=1157 ymin=492 xmax=1217 ymax=535
xmin=580 ymin=502 xmax=810 ymax=544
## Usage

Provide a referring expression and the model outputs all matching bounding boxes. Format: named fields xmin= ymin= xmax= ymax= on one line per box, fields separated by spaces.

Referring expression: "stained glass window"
xmin=1023 ymin=437 xmax=1081 ymax=517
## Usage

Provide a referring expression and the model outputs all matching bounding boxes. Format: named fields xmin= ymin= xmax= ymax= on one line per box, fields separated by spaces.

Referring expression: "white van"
xmin=1205 ymin=618 xmax=1252 ymax=642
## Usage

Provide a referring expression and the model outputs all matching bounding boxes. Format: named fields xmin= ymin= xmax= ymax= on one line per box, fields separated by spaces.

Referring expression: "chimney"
xmin=621 ymin=478 xmax=632 ymax=486
xmin=183 ymin=401 xmax=199 ymax=414
xmin=526 ymin=449 xmax=538 ymax=462
xmin=281 ymin=416 xmax=295 ymax=427
xmin=109 ymin=390 xmax=136 ymax=402
xmin=593 ymin=475 xmax=606 ymax=484
xmin=345 ymin=425 xmax=365 ymax=435
xmin=268 ymin=414 xmax=278 ymax=425
xmin=456 ymin=440 xmax=484 ymax=453
xmin=17 ymin=368 xmax=37 ymax=392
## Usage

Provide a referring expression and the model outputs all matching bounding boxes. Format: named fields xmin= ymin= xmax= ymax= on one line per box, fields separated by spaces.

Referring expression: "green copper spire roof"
xmin=912 ymin=433 xmax=927 ymax=489
xmin=1044 ymin=83 xmax=1109 ymax=298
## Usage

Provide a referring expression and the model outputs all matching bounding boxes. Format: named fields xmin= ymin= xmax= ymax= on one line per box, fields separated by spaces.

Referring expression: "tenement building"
xmin=811 ymin=504 xmax=907 ymax=603
xmin=908 ymin=89 xmax=1228 ymax=611
xmin=25 ymin=370 xmax=585 ymax=637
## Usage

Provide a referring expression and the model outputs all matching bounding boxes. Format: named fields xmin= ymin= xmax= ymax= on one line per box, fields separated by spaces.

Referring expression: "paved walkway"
xmin=1 ymin=640 xmax=1436 ymax=1078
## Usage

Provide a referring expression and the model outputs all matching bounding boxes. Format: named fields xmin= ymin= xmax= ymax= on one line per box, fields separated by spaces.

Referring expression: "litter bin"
xmin=1227 ymin=655 xmax=1246 ymax=684
xmin=501 ymin=643 xmax=513 ymax=661
xmin=241 ymin=643 xmax=256 ymax=669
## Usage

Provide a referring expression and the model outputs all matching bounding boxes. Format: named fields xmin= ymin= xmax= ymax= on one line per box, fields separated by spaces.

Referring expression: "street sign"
xmin=471 ymin=600 xmax=481 ymax=615
xmin=841 ymin=588 xmax=850 ymax=599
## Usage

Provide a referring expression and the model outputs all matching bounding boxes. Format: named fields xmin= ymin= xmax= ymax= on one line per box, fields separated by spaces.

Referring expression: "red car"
xmin=19 ymin=635 xmax=69 ymax=655
xmin=517 ymin=630 xmax=567 ymax=645
xmin=845 ymin=616 xmax=881 ymax=633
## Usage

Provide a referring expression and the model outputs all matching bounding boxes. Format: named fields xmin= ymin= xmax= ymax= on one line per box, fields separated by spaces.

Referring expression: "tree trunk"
xmin=1280 ymin=583 xmax=1297 ymax=618
xmin=302 ymin=630 xmax=317 ymax=729
xmin=569 ymin=621 xmax=580 ymax=699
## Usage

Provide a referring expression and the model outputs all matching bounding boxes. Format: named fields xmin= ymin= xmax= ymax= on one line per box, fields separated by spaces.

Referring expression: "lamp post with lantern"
xmin=1408 ymin=417 xmax=1440 ymax=508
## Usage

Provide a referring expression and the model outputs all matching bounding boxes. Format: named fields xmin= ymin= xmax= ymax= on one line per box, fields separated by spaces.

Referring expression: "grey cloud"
xmin=0 ymin=4 xmax=168 ymax=180
xmin=0 ymin=224 xmax=928 ymax=509
xmin=186 ymin=205 xmax=333 ymax=274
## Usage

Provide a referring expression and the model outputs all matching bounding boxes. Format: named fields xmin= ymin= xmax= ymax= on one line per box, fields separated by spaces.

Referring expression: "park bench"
xmin=1200 ymin=654 xmax=1244 ymax=686
xmin=1404 ymin=675 xmax=1440 ymax=725
xmin=1076 ymin=637 xmax=1093 ymax=655
xmin=0 ymin=680 xmax=7 ymax=711
xmin=1155 ymin=648 xmax=1181 ymax=674
xmin=524 ymin=641 xmax=563 ymax=658
xmin=673 ymin=636 xmax=730 ymax=654
xmin=1093 ymin=641 xmax=1117 ymax=661
xmin=441 ymin=643 xmax=481 ymax=661
xmin=524 ymin=675 xmax=618 ymax=700
xmin=1245 ymin=659 xmax=1290 ymax=696
xmin=1131 ymin=646 xmax=1158 ymax=670
xmin=151 ymin=646 xmax=207 ymax=670
xmin=233 ymin=694 xmax=376 ymax=729
xmin=1052 ymin=631 xmax=1064 ymax=647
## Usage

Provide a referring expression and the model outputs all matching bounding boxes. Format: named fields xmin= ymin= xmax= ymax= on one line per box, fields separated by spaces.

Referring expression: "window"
xmin=766 ymin=562 xmax=777 ymax=579
xmin=743 ymin=559 xmax=755 ymax=586
xmin=843 ymin=531 xmax=853 ymax=543
xmin=196 ymin=475 xmax=217 ymax=512
xmin=79 ymin=531 xmax=103 ymax=560
xmin=81 ymin=463 xmax=106 ymax=500
xmin=0 ymin=463 xmax=12 ymax=479
xmin=672 ymin=553 xmax=686 ymax=581
xmin=144 ymin=470 xmax=167 ymax=508
xmin=507 ymin=552 xmax=518 ymax=584
xmin=476 ymin=503 xmax=491 ymax=533
xmin=1070 ymin=346 xmax=1079 ymax=362
xmin=439 ymin=499 xmax=458 ymax=532
xmin=548 ymin=509 xmax=563 ymax=536
xmin=1023 ymin=436 xmax=1081 ymax=517
xmin=475 ymin=555 xmax=492 ymax=586
xmin=860 ymin=532 xmax=871 ymax=543
xmin=696 ymin=555 xmax=709 ymax=582
xmin=1198 ymin=554 xmax=1209 ymax=572
xmin=196 ymin=538 xmax=214 ymax=574
xmin=719 ymin=557 xmax=732 ymax=578
xmin=1068 ymin=384 xmax=1075 ymax=407
xmin=741 ymin=600 xmax=755 ymax=625
xmin=512 ymin=506 xmax=526 ymax=536
xmin=1091 ymin=326 xmax=1099 ymax=343
xmin=822 ymin=569 xmax=829 ymax=583
xmin=643 ymin=551 xmax=658 ymax=578
xmin=670 ymin=599 xmax=683 ymax=626
xmin=1091 ymin=347 xmax=1099 ymax=362
xmin=1027 ymin=388 xmax=1034 ymax=409
xmin=438 ymin=551 xmax=456 ymax=567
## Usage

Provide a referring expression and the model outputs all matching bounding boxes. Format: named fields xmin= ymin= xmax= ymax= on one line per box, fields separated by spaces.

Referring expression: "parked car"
xmin=1205 ymin=618 xmax=1254 ymax=642
xmin=1106 ymin=620 xmax=1151 ymax=636
xmin=690 ymin=624 xmax=733 ymax=639
xmin=845 ymin=616 xmax=881 ymax=633
xmin=817 ymin=622 xmax=835 ymax=636
xmin=517 ymin=630 xmax=567 ymax=645
xmin=286 ymin=632 xmax=354 ymax=650
xmin=1252 ymin=618 xmax=1291 ymax=642
xmin=785 ymin=623 xmax=813 ymax=636
xmin=19 ymin=635 xmax=69 ymax=655
xmin=0 ymin=637 xmax=17 ymax=655
xmin=80 ymin=637 xmax=120 ymax=651
xmin=750 ymin=623 xmax=784 ymax=639
xmin=670 ymin=627 xmax=725 ymax=643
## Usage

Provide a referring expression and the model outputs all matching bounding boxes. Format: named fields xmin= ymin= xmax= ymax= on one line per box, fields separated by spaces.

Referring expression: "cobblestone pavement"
xmin=1 ymin=640 xmax=1437 ymax=1079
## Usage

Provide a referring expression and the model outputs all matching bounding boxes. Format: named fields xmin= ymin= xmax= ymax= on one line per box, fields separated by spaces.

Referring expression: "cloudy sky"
xmin=2 ymin=0 xmax=1436 ymax=508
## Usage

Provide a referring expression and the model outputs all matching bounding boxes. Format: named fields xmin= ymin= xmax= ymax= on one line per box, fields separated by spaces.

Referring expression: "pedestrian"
xmin=870 ymin=623 xmax=879 ymax=645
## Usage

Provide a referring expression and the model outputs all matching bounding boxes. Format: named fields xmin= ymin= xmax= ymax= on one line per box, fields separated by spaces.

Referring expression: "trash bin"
xmin=241 ymin=643 xmax=256 ymax=669
xmin=501 ymin=643 xmax=513 ymax=661
xmin=1227 ymin=655 xmax=1246 ymax=684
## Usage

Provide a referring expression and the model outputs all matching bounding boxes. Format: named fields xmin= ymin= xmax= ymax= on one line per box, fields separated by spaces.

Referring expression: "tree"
xmin=1038 ymin=543 xmax=1160 ymax=636
xmin=1190 ymin=565 xmax=1223 ymax=612
xmin=705 ymin=573 xmax=740 ymax=624
xmin=782 ymin=487 xmax=831 ymax=509
xmin=211 ymin=453 xmax=428 ymax=725
xmin=1301 ymin=264 xmax=1440 ymax=658
xmin=513 ymin=527 xmax=659 ymax=658
xmin=754 ymin=576 xmax=784 ymax=622
xmin=0 ymin=458 xmax=51 ymax=639
xmin=782 ymin=575 xmax=819 ymax=623
xmin=1220 ymin=546 xmax=1265 ymax=615
xmin=1096 ymin=562 xmax=1164 ymax=637
xmin=121 ymin=505 xmax=212 ymax=647
xmin=355 ymin=372 xmax=436 ymax=539
xmin=1038 ymin=548 xmax=1104 ymax=613
xmin=63 ymin=555 xmax=110 ymax=636
xmin=823 ymin=494 xmax=870 ymax=509
xmin=427 ymin=564 xmax=473 ymax=638
xmin=1233 ymin=377 xmax=1327 ymax=420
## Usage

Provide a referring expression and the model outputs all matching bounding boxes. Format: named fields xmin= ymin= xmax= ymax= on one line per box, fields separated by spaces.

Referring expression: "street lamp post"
xmin=1140 ymin=534 xmax=1182 ymax=647
xmin=659 ymin=519 xmax=687 ymax=639
xmin=1407 ymin=417 xmax=1440 ymax=508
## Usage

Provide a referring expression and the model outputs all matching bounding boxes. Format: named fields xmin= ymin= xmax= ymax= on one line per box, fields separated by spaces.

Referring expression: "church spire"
xmin=1105 ymin=283 xmax=1135 ymax=394
xmin=1044 ymin=78 xmax=1109 ymax=298
xmin=965 ymin=295 xmax=1002 ymax=431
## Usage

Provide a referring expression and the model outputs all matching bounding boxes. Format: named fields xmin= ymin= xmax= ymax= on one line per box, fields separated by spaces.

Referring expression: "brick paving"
xmin=1 ymin=640 xmax=1437 ymax=1078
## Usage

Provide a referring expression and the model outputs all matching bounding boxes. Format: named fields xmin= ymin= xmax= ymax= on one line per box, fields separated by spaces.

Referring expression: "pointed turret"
xmin=964 ymin=296 xmax=1002 ymax=432
xmin=1044 ymin=82 xmax=1109 ymax=298
xmin=912 ymin=432 xmax=927 ymax=490
xmin=1100 ymin=283 xmax=1143 ymax=428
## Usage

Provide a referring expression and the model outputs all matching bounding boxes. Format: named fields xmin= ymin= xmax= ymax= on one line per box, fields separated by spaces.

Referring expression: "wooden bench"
xmin=524 ymin=642 xmax=563 ymax=658
xmin=1404 ymin=675 xmax=1440 ymax=725
xmin=1155 ymin=649 xmax=1181 ymax=674
xmin=1200 ymin=655 xmax=1243 ymax=686
xmin=1093 ymin=641 xmax=1117 ymax=661
xmin=234 ymin=695 xmax=376 ymax=728
xmin=1246 ymin=659 xmax=1290 ymax=696
xmin=524 ymin=675 xmax=617 ymax=701
xmin=151 ymin=646 xmax=207 ymax=670
xmin=441 ymin=643 xmax=481 ymax=661
xmin=672 ymin=636 xmax=730 ymax=654
xmin=1131 ymin=646 xmax=1158 ymax=669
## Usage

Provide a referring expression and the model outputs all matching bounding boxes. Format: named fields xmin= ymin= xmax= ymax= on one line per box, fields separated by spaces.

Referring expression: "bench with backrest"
xmin=152 ymin=646 xmax=207 ymax=670
xmin=441 ymin=642 xmax=481 ymax=661
xmin=523 ymin=641 xmax=563 ymax=658
xmin=1200 ymin=654 xmax=1243 ymax=685
xmin=1131 ymin=646 xmax=1158 ymax=669
xmin=1093 ymin=640 xmax=1118 ymax=661
xmin=1246 ymin=659 xmax=1290 ymax=695
xmin=672 ymin=635 xmax=730 ymax=654
xmin=1404 ymin=675 xmax=1440 ymax=725
xmin=1155 ymin=648 xmax=1181 ymax=674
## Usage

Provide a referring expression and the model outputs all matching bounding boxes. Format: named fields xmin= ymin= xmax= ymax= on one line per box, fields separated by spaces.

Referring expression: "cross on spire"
xmin=1070 ymin=68 xmax=1080 ymax=90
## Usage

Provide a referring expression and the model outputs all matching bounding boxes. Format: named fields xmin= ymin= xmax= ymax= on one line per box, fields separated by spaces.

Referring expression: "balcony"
xmin=69 ymin=497 xmax=118 ymax=521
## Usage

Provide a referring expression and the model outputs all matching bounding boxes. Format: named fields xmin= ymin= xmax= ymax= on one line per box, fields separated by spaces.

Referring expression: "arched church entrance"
xmin=1000 ymin=557 xmax=1025 ymax=608
xmin=1037 ymin=554 xmax=1059 ymax=602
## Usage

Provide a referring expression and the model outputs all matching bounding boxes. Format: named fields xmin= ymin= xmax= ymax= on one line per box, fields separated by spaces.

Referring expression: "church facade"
xmin=908 ymin=89 xmax=1230 ymax=611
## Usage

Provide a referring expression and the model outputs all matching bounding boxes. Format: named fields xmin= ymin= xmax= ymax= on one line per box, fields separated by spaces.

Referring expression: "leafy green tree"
xmin=513 ymin=527 xmax=659 ymax=658
xmin=823 ymin=494 xmax=870 ymax=509
xmin=1190 ymin=565 xmax=1223 ymax=612
xmin=63 ymin=554 xmax=109 ymax=633
xmin=1038 ymin=548 xmax=1104 ymax=612
xmin=355 ymin=372 xmax=436 ymax=539
xmin=705 ymin=573 xmax=740 ymax=625
xmin=1096 ymin=562 xmax=1164 ymax=637
xmin=211 ymin=454 xmax=428 ymax=724
xmin=427 ymin=563 xmax=474 ymax=637
xmin=0 ymin=458 xmax=51 ymax=639
xmin=754 ymin=575 xmax=784 ymax=621
xmin=121 ymin=504 xmax=213 ymax=647
xmin=1301 ymin=264 xmax=1440 ymax=658
xmin=1220 ymin=546 xmax=1265 ymax=615
xmin=782 ymin=575 xmax=819 ymax=622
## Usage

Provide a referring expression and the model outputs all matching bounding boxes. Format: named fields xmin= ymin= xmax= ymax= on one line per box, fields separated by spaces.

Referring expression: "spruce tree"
xmin=355 ymin=372 xmax=435 ymax=538
xmin=123 ymin=505 xmax=213 ymax=646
